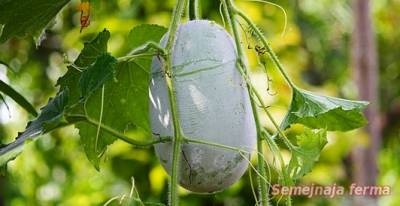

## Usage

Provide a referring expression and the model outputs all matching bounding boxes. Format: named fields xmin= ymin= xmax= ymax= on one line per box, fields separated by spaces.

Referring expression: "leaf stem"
xmin=128 ymin=41 xmax=166 ymax=56
xmin=221 ymin=0 xmax=232 ymax=33
xmin=164 ymin=0 xmax=187 ymax=205
xmin=95 ymin=85 xmax=105 ymax=155
xmin=184 ymin=137 xmax=249 ymax=153
xmin=192 ymin=0 xmax=200 ymax=19
xmin=262 ymin=130 xmax=292 ymax=206
xmin=117 ymin=53 xmax=159 ymax=62
xmin=66 ymin=114 xmax=170 ymax=147
xmin=223 ymin=0 xmax=270 ymax=205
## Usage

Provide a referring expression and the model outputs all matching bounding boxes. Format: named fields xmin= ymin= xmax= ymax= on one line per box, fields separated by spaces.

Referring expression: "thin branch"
xmin=164 ymin=0 xmax=187 ymax=205
xmin=128 ymin=41 xmax=166 ymax=56
xmin=66 ymin=114 xmax=171 ymax=147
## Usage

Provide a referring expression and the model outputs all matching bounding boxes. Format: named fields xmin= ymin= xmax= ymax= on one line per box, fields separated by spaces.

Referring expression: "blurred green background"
xmin=0 ymin=0 xmax=399 ymax=205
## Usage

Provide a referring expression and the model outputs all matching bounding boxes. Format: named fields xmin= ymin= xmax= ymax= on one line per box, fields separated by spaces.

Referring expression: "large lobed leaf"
xmin=281 ymin=88 xmax=369 ymax=131
xmin=0 ymin=25 xmax=167 ymax=170
xmin=58 ymin=25 xmax=167 ymax=169
xmin=0 ymin=0 xmax=70 ymax=43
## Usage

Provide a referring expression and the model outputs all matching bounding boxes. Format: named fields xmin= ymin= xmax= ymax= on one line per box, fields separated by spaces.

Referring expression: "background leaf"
xmin=0 ymin=79 xmax=37 ymax=116
xmin=0 ymin=89 xmax=69 ymax=166
xmin=0 ymin=0 xmax=70 ymax=43
xmin=0 ymin=60 xmax=15 ymax=73
xmin=281 ymin=88 xmax=369 ymax=131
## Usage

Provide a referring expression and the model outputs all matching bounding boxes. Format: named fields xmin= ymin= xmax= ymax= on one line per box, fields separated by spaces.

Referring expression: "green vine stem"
xmin=189 ymin=0 xmax=201 ymax=20
xmin=66 ymin=113 xmax=256 ymax=154
xmin=262 ymin=130 xmax=292 ymax=206
xmin=65 ymin=114 xmax=170 ymax=147
xmin=128 ymin=41 xmax=167 ymax=56
xmin=117 ymin=53 xmax=159 ymax=62
xmin=223 ymin=0 xmax=270 ymax=205
xmin=164 ymin=0 xmax=187 ymax=205
xmin=221 ymin=0 xmax=232 ymax=33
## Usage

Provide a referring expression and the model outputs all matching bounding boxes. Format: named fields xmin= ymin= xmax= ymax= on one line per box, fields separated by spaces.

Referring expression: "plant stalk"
xmin=223 ymin=0 xmax=270 ymax=205
xmin=164 ymin=0 xmax=187 ymax=205
xmin=189 ymin=0 xmax=201 ymax=20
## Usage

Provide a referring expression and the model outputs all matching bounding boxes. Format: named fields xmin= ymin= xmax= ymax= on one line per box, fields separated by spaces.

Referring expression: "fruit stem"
xmin=223 ymin=0 xmax=270 ymax=205
xmin=164 ymin=0 xmax=187 ymax=205
xmin=189 ymin=0 xmax=201 ymax=20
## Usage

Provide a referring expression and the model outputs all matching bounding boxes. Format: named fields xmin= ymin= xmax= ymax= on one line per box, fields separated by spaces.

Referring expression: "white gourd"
xmin=149 ymin=20 xmax=256 ymax=193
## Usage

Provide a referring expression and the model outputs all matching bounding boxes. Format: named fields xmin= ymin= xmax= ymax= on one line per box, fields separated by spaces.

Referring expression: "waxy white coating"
xmin=149 ymin=20 xmax=256 ymax=193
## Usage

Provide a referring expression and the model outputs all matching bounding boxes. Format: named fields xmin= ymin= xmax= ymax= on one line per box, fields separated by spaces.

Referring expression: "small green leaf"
xmin=79 ymin=53 xmax=117 ymax=100
xmin=281 ymin=88 xmax=369 ymax=131
xmin=0 ymin=0 xmax=70 ymax=43
xmin=128 ymin=24 xmax=168 ymax=49
xmin=0 ymin=79 xmax=38 ymax=116
xmin=0 ymin=89 xmax=69 ymax=166
xmin=287 ymin=128 xmax=327 ymax=180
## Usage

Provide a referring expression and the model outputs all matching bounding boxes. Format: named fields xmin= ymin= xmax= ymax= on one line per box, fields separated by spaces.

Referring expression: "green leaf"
xmin=76 ymin=59 xmax=155 ymax=170
xmin=127 ymin=24 xmax=168 ymax=49
xmin=281 ymin=88 xmax=369 ymax=131
xmin=0 ymin=0 xmax=70 ymax=43
xmin=79 ymin=53 xmax=117 ymax=100
xmin=58 ymin=25 xmax=166 ymax=169
xmin=287 ymin=128 xmax=328 ymax=180
xmin=0 ymin=89 xmax=69 ymax=166
xmin=0 ymin=79 xmax=38 ymax=116
xmin=56 ymin=30 xmax=112 ymax=169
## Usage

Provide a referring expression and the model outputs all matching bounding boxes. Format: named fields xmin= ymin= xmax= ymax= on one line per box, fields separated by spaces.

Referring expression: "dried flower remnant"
xmin=79 ymin=1 xmax=91 ymax=32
